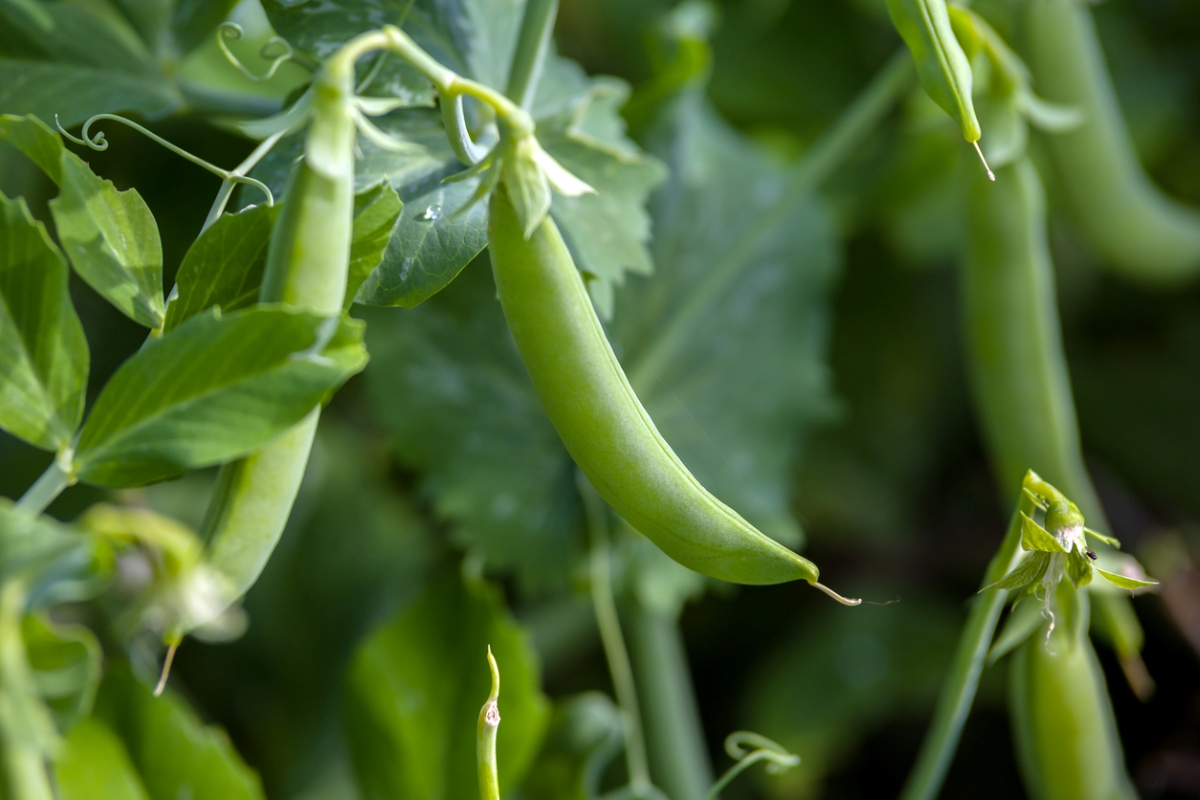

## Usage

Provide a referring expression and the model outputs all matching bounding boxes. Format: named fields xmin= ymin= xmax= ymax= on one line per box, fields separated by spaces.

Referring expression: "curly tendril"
xmin=217 ymin=22 xmax=299 ymax=82
xmin=56 ymin=114 xmax=275 ymax=208
xmin=704 ymin=731 xmax=800 ymax=800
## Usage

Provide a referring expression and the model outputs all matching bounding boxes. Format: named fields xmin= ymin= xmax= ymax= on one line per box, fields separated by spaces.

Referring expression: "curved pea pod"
xmin=1025 ymin=0 xmax=1200 ymax=283
xmin=1009 ymin=586 xmax=1137 ymax=800
xmin=487 ymin=188 xmax=820 ymax=587
xmin=887 ymin=0 xmax=980 ymax=143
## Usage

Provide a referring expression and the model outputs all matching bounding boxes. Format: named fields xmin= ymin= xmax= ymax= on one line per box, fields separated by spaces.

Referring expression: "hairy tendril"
xmin=55 ymin=114 xmax=275 ymax=208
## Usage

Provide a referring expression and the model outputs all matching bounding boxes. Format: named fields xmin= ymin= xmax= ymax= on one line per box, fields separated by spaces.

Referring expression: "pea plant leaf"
xmin=0 ymin=191 xmax=88 ymax=452
xmin=92 ymin=663 xmax=266 ymax=800
xmin=0 ymin=113 xmax=67 ymax=184
xmin=260 ymin=0 xmax=434 ymax=107
xmin=164 ymin=204 xmax=277 ymax=333
xmin=343 ymin=572 xmax=550 ymax=800
xmin=345 ymin=182 xmax=403 ymax=305
xmin=252 ymin=1 xmax=663 ymax=313
xmin=73 ymin=306 xmax=369 ymax=488
xmin=55 ymin=716 xmax=151 ymax=800
xmin=49 ymin=152 xmax=166 ymax=329
xmin=362 ymin=85 xmax=839 ymax=592
xmin=0 ymin=0 xmax=182 ymax=128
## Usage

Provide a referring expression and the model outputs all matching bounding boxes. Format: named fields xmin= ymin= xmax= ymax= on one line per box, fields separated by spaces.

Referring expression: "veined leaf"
xmin=0 ymin=0 xmax=180 ymax=127
xmin=346 ymin=183 xmax=403 ymax=306
xmin=343 ymin=572 xmax=550 ymax=800
xmin=55 ymin=717 xmax=151 ymax=800
xmin=1095 ymin=567 xmax=1157 ymax=591
xmin=0 ymin=113 xmax=66 ymax=184
xmin=73 ymin=306 xmax=368 ymax=488
xmin=0 ymin=191 xmax=88 ymax=451
xmin=49 ymin=153 xmax=166 ymax=329
xmin=164 ymin=204 xmax=277 ymax=332
xmin=94 ymin=663 xmax=265 ymax=800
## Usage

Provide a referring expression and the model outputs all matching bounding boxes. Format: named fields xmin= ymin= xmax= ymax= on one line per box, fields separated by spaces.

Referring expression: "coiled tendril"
xmin=704 ymin=731 xmax=800 ymax=800
xmin=56 ymin=114 xmax=275 ymax=209
xmin=217 ymin=22 xmax=298 ymax=82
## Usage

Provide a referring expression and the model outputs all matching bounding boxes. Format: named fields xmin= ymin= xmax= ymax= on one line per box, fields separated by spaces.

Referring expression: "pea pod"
xmin=887 ymin=0 xmax=981 ymax=144
xmin=488 ymin=188 xmax=833 ymax=591
xmin=962 ymin=158 xmax=1138 ymax=796
xmin=1024 ymin=0 xmax=1200 ymax=283
xmin=196 ymin=48 xmax=358 ymax=630
xmin=1009 ymin=585 xmax=1137 ymax=800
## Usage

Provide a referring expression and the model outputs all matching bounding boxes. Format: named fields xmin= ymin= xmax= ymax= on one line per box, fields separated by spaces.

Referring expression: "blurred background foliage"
xmin=2 ymin=0 xmax=1199 ymax=798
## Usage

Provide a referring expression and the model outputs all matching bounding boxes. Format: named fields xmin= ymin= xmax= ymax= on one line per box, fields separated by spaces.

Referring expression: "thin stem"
xmin=16 ymin=458 xmax=73 ymax=516
xmin=628 ymin=49 xmax=913 ymax=395
xmin=899 ymin=491 xmax=1035 ymax=800
xmin=578 ymin=471 xmax=656 ymax=797
xmin=506 ymin=0 xmax=559 ymax=109
xmin=624 ymin=600 xmax=714 ymax=800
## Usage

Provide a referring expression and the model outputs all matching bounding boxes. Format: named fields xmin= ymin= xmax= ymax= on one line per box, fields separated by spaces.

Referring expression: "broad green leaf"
xmin=73 ymin=306 xmax=368 ymax=488
xmin=23 ymin=613 xmax=101 ymax=731
xmin=520 ymin=693 xmax=623 ymax=800
xmin=0 ymin=191 xmax=88 ymax=451
xmin=171 ymin=0 xmax=241 ymax=56
xmin=1019 ymin=511 xmax=1068 ymax=553
xmin=343 ymin=572 xmax=550 ymax=800
xmin=55 ymin=716 xmax=151 ymax=800
xmin=49 ymin=153 xmax=166 ymax=329
xmin=0 ymin=113 xmax=65 ymax=184
xmin=360 ymin=266 xmax=584 ymax=587
xmin=346 ymin=183 xmax=403 ymax=306
xmin=95 ymin=663 xmax=266 ymax=800
xmin=0 ymin=0 xmax=181 ymax=127
xmin=261 ymin=0 xmax=433 ymax=106
xmin=163 ymin=204 xmax=277 ymax=332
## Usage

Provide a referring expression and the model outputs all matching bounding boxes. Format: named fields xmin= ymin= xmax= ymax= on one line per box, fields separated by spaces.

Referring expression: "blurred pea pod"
xmin=887 ymin=0 xmax=990 ymax=175
xmin=1010 ymin=583 xmax=1137 ymax=800
xmin=1025 ymin=0 xmax=1200 ymax=283
xmin=962 ymin=153 xmax=1150 ymax=682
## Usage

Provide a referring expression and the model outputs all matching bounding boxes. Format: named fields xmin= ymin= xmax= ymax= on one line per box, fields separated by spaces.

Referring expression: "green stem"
xmin=624 ymin=600 xmax=713 ymax=800
xmin=200 ymin=128 xmax=287 ymax=233
xmin=16 ymin=458 xmax=73 ymax=516
xmin=506 ymin=0 xmax=559 ymax=109
xmin=579 ymin=472 xmax=658 ymax=797
xmin=627 ymin=49 xmax=913 ymax=395
xmin=899 ymin=490 xmax=1033 ymax=800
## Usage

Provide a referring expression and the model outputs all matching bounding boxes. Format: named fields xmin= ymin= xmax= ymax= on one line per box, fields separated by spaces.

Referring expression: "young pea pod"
xmin=1024 ymin=0 xmax=1200 ymax=283
xmin=487 ymin=188 xmax=823 ymax=589
xmin=196 ymin=51 xmax=358 ymax=631
xmin=962 ymin=157 xmax=1094 ymax=509
xmin=1009 ymin=585 xmax=1137 ymax=800
xmin=887 ymin=0 xmax=981 ymax=144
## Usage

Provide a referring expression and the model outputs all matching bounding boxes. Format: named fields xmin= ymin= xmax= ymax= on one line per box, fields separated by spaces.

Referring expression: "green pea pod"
xmin=487 ymin=188 xmax=826 ymax=590
xmin=1025 ymin=0 xmax=1200 ymax=283
xmin=887 ymin=0 xmax=981 ymax=143
xmin=195 ymin=54 xmax=358 ymax=632
xmin=1009 ymin=585 xmax=1137 ymax=800
xmin=962 ymin=157 xmax=1093 ymax=508
xmin=963 ymin=158 xmax=1138 ymax=797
